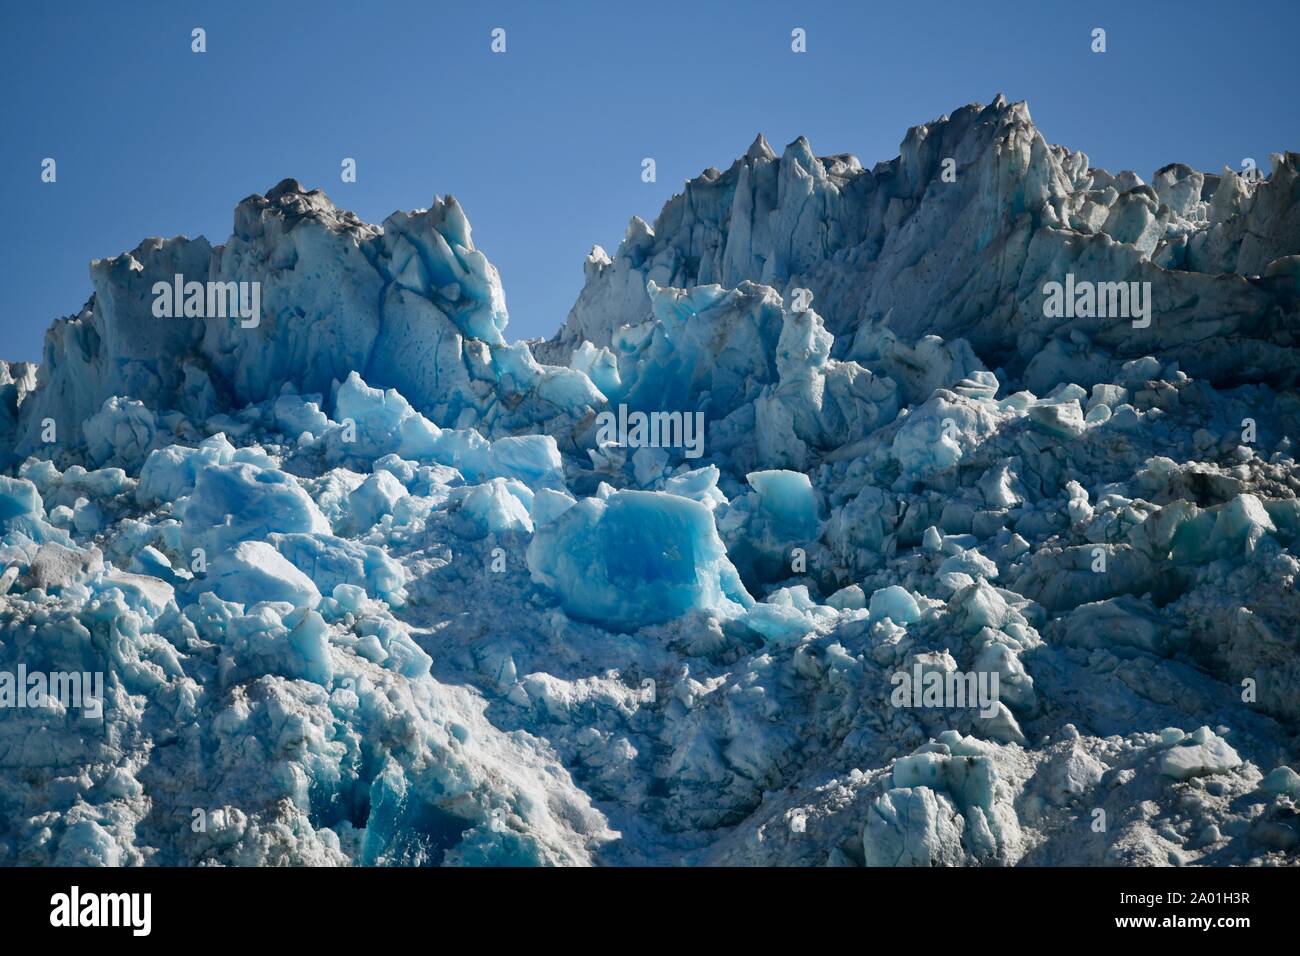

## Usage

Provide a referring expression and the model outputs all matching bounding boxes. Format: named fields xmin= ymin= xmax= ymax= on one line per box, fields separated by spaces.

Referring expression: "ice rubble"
xmin=2 ymin=96 xmax=1300 ymax=867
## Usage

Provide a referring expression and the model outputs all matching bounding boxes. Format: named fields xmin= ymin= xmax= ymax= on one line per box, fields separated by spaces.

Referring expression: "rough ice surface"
xmin=2 ymin=96 xmax=1300 ymax=867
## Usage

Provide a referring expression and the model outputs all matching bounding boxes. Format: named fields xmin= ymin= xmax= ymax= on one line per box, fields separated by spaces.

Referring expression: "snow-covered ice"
xmin=2 ymin=96 xmax=1299 ymax=867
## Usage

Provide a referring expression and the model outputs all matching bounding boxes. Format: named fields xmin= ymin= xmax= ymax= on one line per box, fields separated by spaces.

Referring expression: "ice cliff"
xmin=550 ymin=96 xmax=1300 ymax=396
xmin=2 ymin=96 xmax=1299 ymax=867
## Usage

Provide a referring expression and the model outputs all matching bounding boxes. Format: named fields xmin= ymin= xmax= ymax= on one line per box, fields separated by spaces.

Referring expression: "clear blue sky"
xmin=2 ymin=0 xmax=1297 ymax=361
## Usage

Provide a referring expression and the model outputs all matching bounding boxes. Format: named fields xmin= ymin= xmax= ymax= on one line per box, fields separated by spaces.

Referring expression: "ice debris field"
xmin=2 ymin=97 xmax=1300 ymax=866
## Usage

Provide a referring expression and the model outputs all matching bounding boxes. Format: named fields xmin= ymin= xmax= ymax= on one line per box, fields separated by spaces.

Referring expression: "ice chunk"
xmin=529 ymin=488 xmax=576 ymax=528
xmin=1259 ymin=767 xmax=1300 ymax=798
xmin=1158 ymin=727 xmax=1243 ymax=781
xmin=827 ymin=584 xmax=866 ymax=610
xmin=890 ymin=393 xmax=996 ymax=478
xmin=270 ymin=533 xmax=408 ymax=606
xmin=869 ymin=585 xmax=921 ymax=624
xmin=273 ymin=393 xmax=330 ymax=437
xmin=862 ymin=787 xmax=966 ymax=867
xmin=96 ymin=570 xmax=176 ymax=617
xmin=662 ymin=466 xmax=727 ymax=511
xmin=487 ymin=435 xmax=565 ymax=491
xmin=204 ymin=540 xmax=322 ymax=608
xmin=83 ymin=396 xmax=157 ymax=469
xmin=182 ymin=462 xmax=330 ymax=554
xmin=24 ymin=542 xmax=104 ymax=591
xmin=745 ymin=470 xmax=819 ymax=540
xmin=0 ymin=476 xmax=42 ymax=521
xmin=137 ymin=435 xmax=236 ymax=504
xmin=451 ymin=478 xmax=534 ymax=537
xmin=1028 ymin=400 xmax=1085 ymax=438
xmin=343 ymin=471 xmax=407 ymax=533
xmin=527 ymin=489 xmax=752 ymax=630
xmin=333 ymin=372 xmax=422 ymax=457
xmin=744 ymin=585 xmax=833 ymax=643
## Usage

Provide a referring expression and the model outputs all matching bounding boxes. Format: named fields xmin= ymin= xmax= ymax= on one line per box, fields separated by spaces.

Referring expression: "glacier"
xmin=2 ymin=95 xmax=1300 ymax=867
